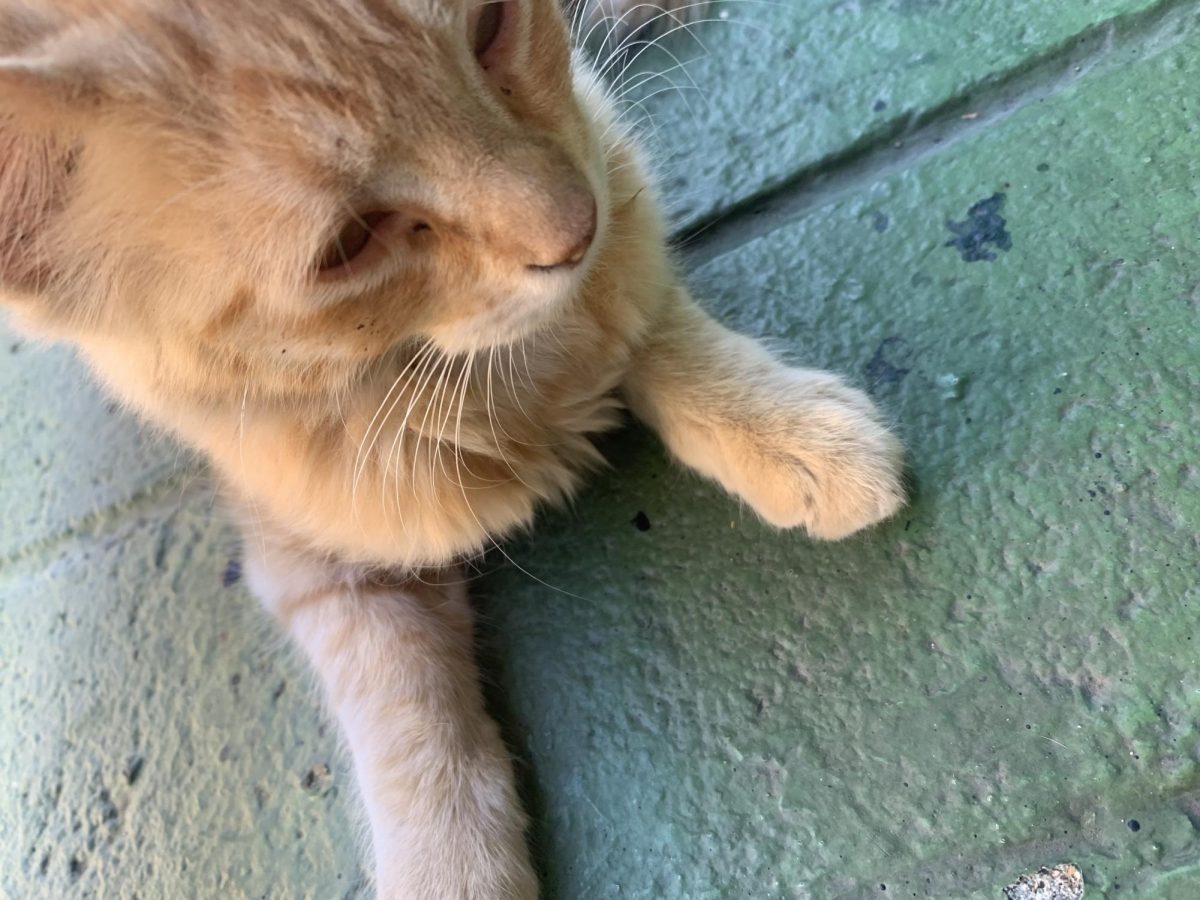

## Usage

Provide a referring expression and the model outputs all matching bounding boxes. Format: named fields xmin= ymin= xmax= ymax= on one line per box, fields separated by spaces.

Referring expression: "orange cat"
xmin=0 ymin=0 xmax=904 ymax=896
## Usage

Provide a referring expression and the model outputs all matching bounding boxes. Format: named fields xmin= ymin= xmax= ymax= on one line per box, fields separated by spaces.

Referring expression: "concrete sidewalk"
xmin=4 ymin=1 xmax=1200 ymax=897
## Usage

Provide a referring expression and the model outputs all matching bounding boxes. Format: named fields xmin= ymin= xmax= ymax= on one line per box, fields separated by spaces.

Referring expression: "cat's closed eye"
xmin=470 ymin=0 xmax=511 ymax=68
xmin=314 ymin=212 xmax=431 ymax=282
xmin=312 ymin=0 xmax=517 ymax=285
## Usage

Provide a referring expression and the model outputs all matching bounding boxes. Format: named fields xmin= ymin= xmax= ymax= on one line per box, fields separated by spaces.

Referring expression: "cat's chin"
xmin=425 ymin=271 xmax=586 ymax=356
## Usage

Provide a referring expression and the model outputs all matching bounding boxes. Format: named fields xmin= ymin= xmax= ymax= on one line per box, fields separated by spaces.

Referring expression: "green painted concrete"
xmin=3 ymin=1 xmax=1200 ymax=898
xmin=0 ymin=503 xmax=364 ymax=898
xmin=0 ymin=340 xmax=177 ymax=559
xmin=615 ymin=0 xmax=1186 ymax=228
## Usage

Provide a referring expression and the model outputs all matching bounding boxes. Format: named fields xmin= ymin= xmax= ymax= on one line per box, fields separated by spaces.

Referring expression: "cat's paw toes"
xmin=740 ymin=379 xmax=906 ymax=540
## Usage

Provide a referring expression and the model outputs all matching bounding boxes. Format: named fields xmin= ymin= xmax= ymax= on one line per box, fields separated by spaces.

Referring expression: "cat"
xmin=0 ymin=0 xmax=905 ymax=896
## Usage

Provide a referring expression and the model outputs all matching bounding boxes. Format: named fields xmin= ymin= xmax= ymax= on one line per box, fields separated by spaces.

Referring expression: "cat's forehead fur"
xmin=5 ymin=0 xmax=487 ymax=155
xmin=4 ymin=0 xmax=459 ymax=72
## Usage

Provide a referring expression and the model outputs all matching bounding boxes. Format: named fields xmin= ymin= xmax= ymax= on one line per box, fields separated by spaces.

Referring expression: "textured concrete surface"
xmin=3 ymin=1 xmax=1200 ymax=898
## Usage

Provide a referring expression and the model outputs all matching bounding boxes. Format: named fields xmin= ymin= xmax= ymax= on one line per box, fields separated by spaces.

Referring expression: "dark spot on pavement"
xmin=872 ymin=211 xmax=890 ymax=233
xmin=223 ymin=558 xmax=241 ymax=587
xmin=1037 ymin=162 xmax=1050 ymax=172
xmin=945 ymin=192 xmax=1012 ymax=262
xmin=302 ymin=762 xmax=334 ymax=795
xmin=632 ymin=511 xmax=651 ymax=532
xmin=123 ymin=755 xmax=144 ymax=786
xmin=97 ymin=788 xmax=119 ymax=825
xmin=1128 ymin=819 xmax=1142 ymax=832
xmin=873 ymin=99 xmax=887 ymax=112
xmin=865 ymin=337 xmax=911 ymax=391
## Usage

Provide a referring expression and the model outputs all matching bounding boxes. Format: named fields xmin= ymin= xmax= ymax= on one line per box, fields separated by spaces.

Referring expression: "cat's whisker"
xmin=590 ymin=1 xmax=710 ymax=82
xmin=505 ymin=345 xmax=539 ymax=427
xmin=393 ymin=348 xmax=452 ymax=518
xmin=605 ymin=64 xmax=689 ymax=107
xmin=517 ymin=339 xmax=538 ymax=396
xmin=581 ymin=0 xmax=691 ymax=78
xmin=605 ymin=91 xmax=672 ymax=143
xmin=451 ymin=351 xmax=500 ymax=489
xmin=352 ymin=340 xmax=433 ymax=515
xmin=592 ymin=0 xmax=790 ymax=111
xmin=383 ymin=341 xmax=446 ymax=524
xmin=568 ymin=0 xmax=596 ymax=43
xmin=429 ymin=354 xmax=464 ymax=492
xmin=606 ymin=156 xmax=643 ymax=178
xmin=412 ymin=354 xmax=456 ymax=514
xmin=442 ymin=353 xmax=473 ymax=489
xmin=575 ymin=4 xmax=635 ymax=53
xmin=636 ymin=10 xmax=789 ymax=57
xmin=620 ymin=84 xmax=703 ymax=131
xmin=604 ymin=46 xmax=707 ymax=113
xmin=428 ymin=355 xmax=461 ymax=490
xmin=605 ymin=33 xmax=708 ymax=120
xmin=445 ymin=356 xmax=494 ymax=487
xmin=352 ymin=369 xmax=406 ymax=504
xmin=544 ymin=322 xmax=573 ymax=359
xmin=360 ymin=345 xmax=432 ymax=528
xmin=384 ymin=367 xmax=431 ymax=524
xmin=446 ymin=374 xmax=588 ymax=606
xmin=489 ymin=352 xmax=549 ymax=451
xmin=577 ymin=0 xmax=787 ymax=50
xmin=483 ymin=346 xmax=532 ymax=484
xmin=611 ymin=112 xmax=665 ymax=147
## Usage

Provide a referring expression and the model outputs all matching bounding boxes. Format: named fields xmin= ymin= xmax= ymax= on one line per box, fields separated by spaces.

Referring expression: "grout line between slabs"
xmin=677 ymin=0 xmax=1200 ymax=264
xmin=0 ymin=470 xmax=204 ymax=575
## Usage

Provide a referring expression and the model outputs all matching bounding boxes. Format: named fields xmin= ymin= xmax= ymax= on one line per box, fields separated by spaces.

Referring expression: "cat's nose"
xmin=526 ymin=195 xmax=597 ymax=273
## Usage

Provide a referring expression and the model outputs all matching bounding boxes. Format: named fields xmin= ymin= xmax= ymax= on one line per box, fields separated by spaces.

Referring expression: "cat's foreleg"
xmin=243 ymin=537 xmax=537 ymax=900
xmin=622 ymin=289 xmax=905 ymax=540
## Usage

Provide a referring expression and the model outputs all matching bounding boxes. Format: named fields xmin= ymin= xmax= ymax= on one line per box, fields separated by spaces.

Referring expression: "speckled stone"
xmin=1004 ymin=864 xmax=1085 ymax=900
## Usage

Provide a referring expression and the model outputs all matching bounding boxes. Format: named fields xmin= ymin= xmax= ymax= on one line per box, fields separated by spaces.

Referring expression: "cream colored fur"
xmin=0 ymin=0 xmax=904 ymax=896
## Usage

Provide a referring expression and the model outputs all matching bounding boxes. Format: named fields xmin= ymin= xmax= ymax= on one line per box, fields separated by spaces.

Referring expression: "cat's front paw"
xmin=728 ymin=371 xmax=905 ymax=540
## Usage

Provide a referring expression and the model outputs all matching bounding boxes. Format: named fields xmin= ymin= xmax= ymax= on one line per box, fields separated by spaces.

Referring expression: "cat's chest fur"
xmin=211 ymin=297 xmax=649 ymax=567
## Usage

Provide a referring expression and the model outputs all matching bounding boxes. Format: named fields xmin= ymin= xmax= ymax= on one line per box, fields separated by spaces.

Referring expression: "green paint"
xmin=3 ymin=1 xmax=1200 ymax=898
xmin=616 ymin=0 xmax=1177 ymax=227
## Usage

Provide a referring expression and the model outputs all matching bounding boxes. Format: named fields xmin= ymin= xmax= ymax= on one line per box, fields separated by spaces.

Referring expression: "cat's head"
xmin=0 ymin=0 xmax=613 ymax=394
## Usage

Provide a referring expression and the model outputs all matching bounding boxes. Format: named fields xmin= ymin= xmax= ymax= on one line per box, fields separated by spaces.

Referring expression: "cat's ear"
xmin=0 ymin=59 xmax=94 ymax=300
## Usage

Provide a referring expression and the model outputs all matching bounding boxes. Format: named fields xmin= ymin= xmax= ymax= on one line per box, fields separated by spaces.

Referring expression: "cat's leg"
xmin=243 ymin=535 xmax=537 ymax=900
xmin=622 ymin=289 xmax=905 ymax=540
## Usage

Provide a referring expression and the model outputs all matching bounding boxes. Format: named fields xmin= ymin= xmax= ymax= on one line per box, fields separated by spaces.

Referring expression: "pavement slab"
xmin=2 ymin=1 xmax=1200 ymax=898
